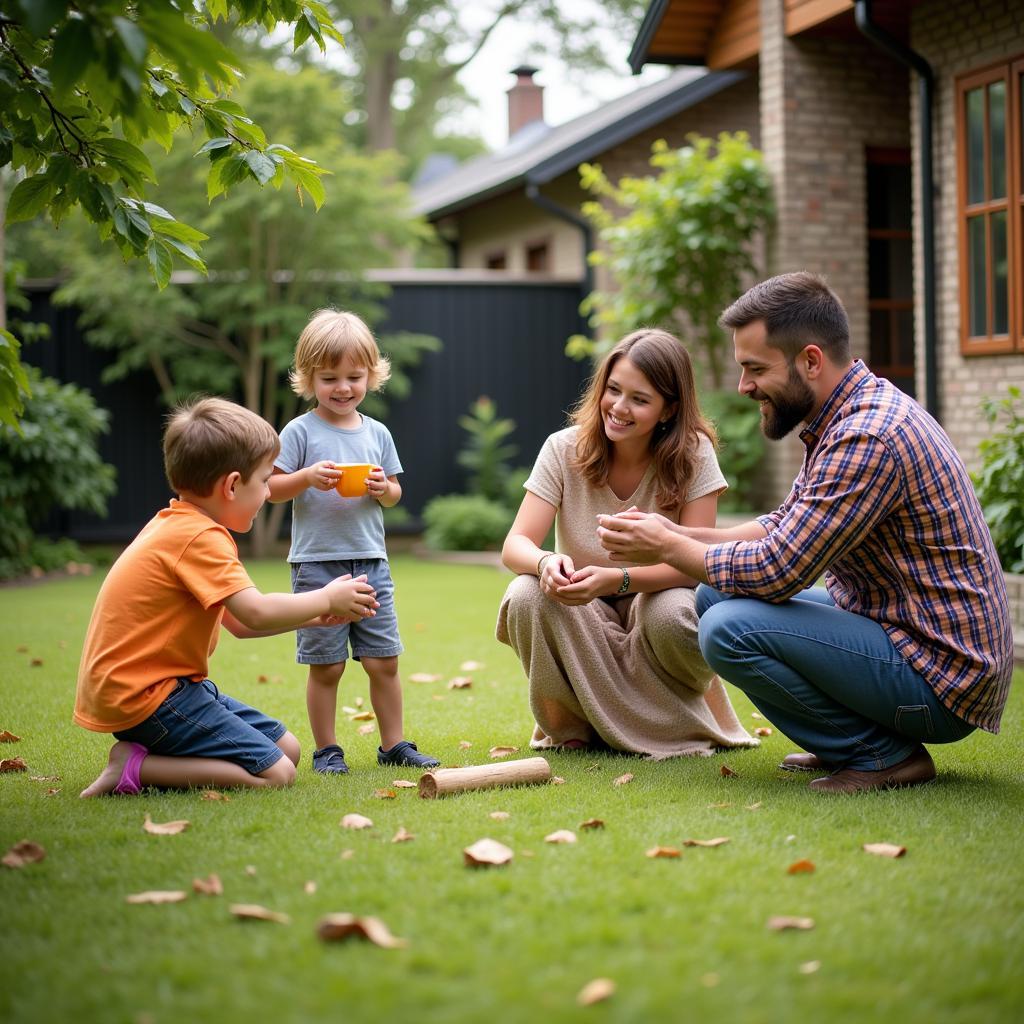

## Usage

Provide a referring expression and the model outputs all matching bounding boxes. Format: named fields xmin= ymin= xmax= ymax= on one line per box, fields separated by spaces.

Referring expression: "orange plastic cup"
xmin=335 ymin=463 xmax=374 ymax=498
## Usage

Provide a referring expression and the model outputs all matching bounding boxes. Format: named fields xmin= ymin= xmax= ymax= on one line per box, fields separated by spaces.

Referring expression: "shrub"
xmin=0 ymin=368 xmax=117 ymax=580
xmin=422 ymin=495 xmax=512 ymax=552
xmin=456 ymin=396 xmax=518 ymax=504
xmin=701 ymin=390 xmax=765 ymax=513
xmin=972 ymin=386 xmax=1024 ymax=574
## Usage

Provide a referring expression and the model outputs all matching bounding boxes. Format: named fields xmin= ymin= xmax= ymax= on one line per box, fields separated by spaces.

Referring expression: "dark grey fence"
xmin=18 ymin=271 xmax=589 ymax=542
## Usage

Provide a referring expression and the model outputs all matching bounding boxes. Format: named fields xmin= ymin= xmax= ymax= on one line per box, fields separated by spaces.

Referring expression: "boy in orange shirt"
xmin=76 ymin=397 xmax=379 ymax=798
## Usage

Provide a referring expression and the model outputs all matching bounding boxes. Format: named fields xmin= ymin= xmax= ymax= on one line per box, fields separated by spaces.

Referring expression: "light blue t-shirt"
xmin=276 ymin=411 xmax=402 ymax=562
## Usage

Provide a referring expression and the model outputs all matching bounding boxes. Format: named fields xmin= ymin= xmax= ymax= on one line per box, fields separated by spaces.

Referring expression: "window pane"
xmin=967 ymin=215 xmax=987 ymax=336
xmin=966 ymin=87 xmax=986 ymax=203
xmin=897 ymin=308 xmax=915 ymax=368
xmin=989 ymin=81 xmax=1006 ymax=199
xmin=869 ymin=308 xmax=891 ymax=366
xmin=992 ymin=210 xmax=1008 ymax=335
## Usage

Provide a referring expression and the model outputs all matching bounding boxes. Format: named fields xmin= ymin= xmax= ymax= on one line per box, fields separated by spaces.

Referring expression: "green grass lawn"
xmin=2 ymin=556 xmax=1022 ymax=1024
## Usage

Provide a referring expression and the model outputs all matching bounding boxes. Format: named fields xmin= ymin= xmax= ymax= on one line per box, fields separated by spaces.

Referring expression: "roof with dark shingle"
xmin=412 ymin=67 xmax=746 ymax=219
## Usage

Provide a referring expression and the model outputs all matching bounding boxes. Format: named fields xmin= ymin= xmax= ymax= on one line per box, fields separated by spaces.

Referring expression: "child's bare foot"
xmin=80 ymin=741 xmax=136 ymax=798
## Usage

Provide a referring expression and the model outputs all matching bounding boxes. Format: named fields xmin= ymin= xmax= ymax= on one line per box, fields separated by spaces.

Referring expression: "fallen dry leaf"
xmin=612 ymin=772 xmax=634 ymax=787
xmin=745 ymin=802 xmax=763 ymax=811
xmin=488 ymin=745 xmax=518 ymax=759
xmin=708 ymin=801 xmax=733 ymax=809
xmin=447 ymin=677 xmax=472 ymax=690
xmin=125 ymin=890 xmax=188 ymax=905
xmin=489 ymin=811 xmax=510 ymax=820
xmin=645 ymin=846 xmax=681 ymax=859
xmin=459 ymin=660 xmax=485 ymax=671
xmin=304 ymin=880 xmax=317 ymax=895
xmin=374 ymin=789 xmax=397 ymax=800
xmin=431 ymin=694 xmax=446 ymax=701
xmin=682 ymin=837 xmax=730 ymax=848
xmin=341 ymin=705 xmax=359 ymax=715
xmin=143 ymin=813 xmax=190 ymax=836
xmin=700 ymin=973 xmax=721 ymax=988
xmin=2 ymin=840 xmax=46 ymax=868
xmin=720 ymin=764 xmax=738 ymax=777
xmin=15 ymin=644 xmax=28 ymax=653
xmin=317 ymin=913 xmax=408 ymax=948
xmin=862 ymin=842 xmax=907 ymax=858
xmin=458 ymin=740 xmax=473 ymax=749
xmin=787 ymin=859 xmax=816 ymax=874
xmin=340 ymin=849 xmax=355 ymax=860
xmin=580 ymin=818 xmax=605 ymax=830
xmin=30 ymin=658 xmax=43 ymax=667
xmin=350 ymin=711 xmax=375 ymax=721
xmin=767 ymin=916 xmax=815 ymax=931
xmin=392 ymin=779 xmax=417 ymax=789
xmin=340 ymin=813 xmax=373 ymax=830
xmin=199 ymin=790 xmax=229 ymax=801
xmin=754 ymin=727 xmax=773 ymax=737
xmin=391 ymin=827 xmax=415 ymax=843
xmin=549 ymin=776 xmax=565 ymax=785
xmin=751 ymin=711 xmax=763 ymax=719
xmin=0 ymin=757 xmax=27 ymax=773
xmin=799 ymin=961 xmax=822 ymax=975
xmin=244 ymin=865 xmax=258 ymax=876
xmin=0 ymin=730 xmax=20 ymax=743
xmin=463 ymin=838 xmax=514 ymax=867
xmin=409 ymin=672 xmax=441 ymax=683
xmin=257 ymin=674 xmax=269 ymax=683
xmin=45 ymin=787 xmax=60 ymax=796
xmin=354 ymin=696 xmax=364 ymax=707
xmin=544 ymin=829 xmax=577 ymax=844
xmin=357 ymin=723 xmax=376 ymax=736
xmin=29 ymin=775 xmax=59 ymax=782
xmin=577 ymin=978 xmax=615 ymax=1006
xmin=230 ymin=903 xmax=290 ymax=925
xmin=192 ymin=874 xmax=223 ymax=895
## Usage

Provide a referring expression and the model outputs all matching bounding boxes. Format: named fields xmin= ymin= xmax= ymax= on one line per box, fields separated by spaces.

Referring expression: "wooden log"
xmin=418 ymin=756 xmax=551 ymax=799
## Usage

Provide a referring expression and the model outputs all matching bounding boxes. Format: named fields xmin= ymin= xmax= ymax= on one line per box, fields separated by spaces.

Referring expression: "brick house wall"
xmin=755 ymin=0 xmax=912 ymax=507
xmin=912 ymin=0 xmax=1024 ymax=473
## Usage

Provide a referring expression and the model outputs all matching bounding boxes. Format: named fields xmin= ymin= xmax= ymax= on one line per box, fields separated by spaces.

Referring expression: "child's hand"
xmin=307 ymin=460 xmax=341 ymax=491
xmin=324 ymin=572 xmax=379 ymax=619
xmin=365 ymin=466 xmax=388 ymax=500
xmin=305 ymin=612 xmax=354 ymax=627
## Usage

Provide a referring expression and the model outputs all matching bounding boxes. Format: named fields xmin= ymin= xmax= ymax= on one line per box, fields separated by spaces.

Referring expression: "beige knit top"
xmin=524 ymin=427 xmax=727 ymax=569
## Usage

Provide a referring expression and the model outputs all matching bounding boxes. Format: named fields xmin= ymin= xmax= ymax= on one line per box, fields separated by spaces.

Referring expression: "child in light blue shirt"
xmin=270 ymin=309 xmax=439 ymax=774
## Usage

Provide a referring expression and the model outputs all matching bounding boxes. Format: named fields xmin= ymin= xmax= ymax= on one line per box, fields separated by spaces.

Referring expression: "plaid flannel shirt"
xmin=705 ymin=361 xmax=1013 ymax=733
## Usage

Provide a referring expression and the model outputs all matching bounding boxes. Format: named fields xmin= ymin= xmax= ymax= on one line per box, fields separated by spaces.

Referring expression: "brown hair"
xmin=163 ymin=397 xmax=280 ymax=497
xmin=718 ymin=271 xmax=851 ymax=363
xmin=571 ymin=329 xmax=716 ymax=515
xmin=289 ymin=309 xmax=391 ymax=399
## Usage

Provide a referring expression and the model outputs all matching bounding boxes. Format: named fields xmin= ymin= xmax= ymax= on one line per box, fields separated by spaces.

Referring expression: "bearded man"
xmin=598 ymin=272 xmax=1013 ymax=793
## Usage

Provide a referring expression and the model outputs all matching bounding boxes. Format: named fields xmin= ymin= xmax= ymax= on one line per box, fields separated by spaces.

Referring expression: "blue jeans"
xmin=695 ymin=585 xmax=974 ymax=770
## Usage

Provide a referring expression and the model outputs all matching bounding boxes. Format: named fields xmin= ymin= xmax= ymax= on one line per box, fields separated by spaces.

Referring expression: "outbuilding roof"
xmin=412 ymin=67 xmax=746 ymax=219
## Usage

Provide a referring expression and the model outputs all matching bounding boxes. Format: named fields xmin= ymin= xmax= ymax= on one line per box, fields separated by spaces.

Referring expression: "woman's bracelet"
xmin=616 ymin=567 xmax=631 ymax=594
xmin=537 ymin=552 xmax=555 ymax=577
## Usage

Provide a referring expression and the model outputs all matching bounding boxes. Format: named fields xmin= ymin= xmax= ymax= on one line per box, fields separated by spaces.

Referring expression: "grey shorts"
xmin=291 ymin=558 xmax=403 ymax=664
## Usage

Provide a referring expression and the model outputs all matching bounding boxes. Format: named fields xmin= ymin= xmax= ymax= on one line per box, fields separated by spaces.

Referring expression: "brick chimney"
xmin=507 ymin=65 xmax=544 ymax=140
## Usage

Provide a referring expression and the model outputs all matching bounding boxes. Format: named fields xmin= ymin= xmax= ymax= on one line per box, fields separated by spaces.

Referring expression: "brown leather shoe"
xmin=808 ymin=747 xmax=936 ymax=794
xmin=779 ymin=752 xmax=830 ymax=772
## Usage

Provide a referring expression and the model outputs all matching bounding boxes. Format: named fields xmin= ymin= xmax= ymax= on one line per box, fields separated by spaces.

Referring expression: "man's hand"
xmin=324 ymin=573 xmax=379 ymax=619
xmin=597 ymin=511 xmax=677 ymax=565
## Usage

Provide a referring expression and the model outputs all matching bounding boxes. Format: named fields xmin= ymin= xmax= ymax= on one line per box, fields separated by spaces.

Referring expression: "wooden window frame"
xmin=524 ymin=237 xmax=552 ymax=273
xmin=956 ymin=56 xmax=1022 ymax=355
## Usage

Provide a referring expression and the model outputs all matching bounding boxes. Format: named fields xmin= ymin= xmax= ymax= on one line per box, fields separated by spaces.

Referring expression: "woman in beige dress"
xmin=497 ymin=329 xmax=757 ymax=758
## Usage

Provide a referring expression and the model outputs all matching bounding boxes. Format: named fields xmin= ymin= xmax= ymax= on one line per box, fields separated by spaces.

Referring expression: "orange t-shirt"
xmin=74 ymin=500 xmax=255 ymax=732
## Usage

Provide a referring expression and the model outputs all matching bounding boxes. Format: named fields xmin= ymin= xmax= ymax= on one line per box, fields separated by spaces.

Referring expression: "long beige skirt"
xmin=496 ymin=574 xmax=758 ymax=759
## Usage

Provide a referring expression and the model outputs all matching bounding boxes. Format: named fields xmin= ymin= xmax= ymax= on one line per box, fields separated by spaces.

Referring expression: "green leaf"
xmin=51 ymin=18 xmax=96 ymax=95
xmin=92 ymin=137 xmax=155 ymax=180
xmin=242 ymin=150 xmax=277 ymax=185
xmin=195 ymin=137 xmax=233 ymax=157
xmin=148 ymin=240 xmax=173 ymax=289
xmin=113 ymin=16 xmax=149 ymax=66
xmin=5 ymin=174 xmax=57 ymax=223
xmin=160 ymin=235 xmax=207 ymax=273
xmin=15 ymin=0 xmax=65 ymax=37
xmin=289 ymin=165 xmax=326 ymax=209
xmin=152 ymin=218 xmax=208 ymax=245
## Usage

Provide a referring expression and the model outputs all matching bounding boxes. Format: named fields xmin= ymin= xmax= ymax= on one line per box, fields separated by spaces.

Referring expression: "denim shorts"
xmin=291 ymin=558 xmax=403 ymax=664
xmin=113 ymin=678 xmax=286 ymax=775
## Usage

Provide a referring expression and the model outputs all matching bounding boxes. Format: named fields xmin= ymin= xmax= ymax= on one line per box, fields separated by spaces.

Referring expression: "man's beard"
xmin=757 ymin=365 xmax=815 ymax=440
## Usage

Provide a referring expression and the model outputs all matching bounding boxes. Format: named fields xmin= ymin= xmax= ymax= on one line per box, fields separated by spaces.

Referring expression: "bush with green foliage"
xmin=422 ymin=494 xmax=511 ymax=552
xmin=701 ymin=390 xmax=765 ymax=512
xmin=0 ymin=368 xmax=117 ymax=579
xmin=972 ymin=386 xmax=1024 ymax=574
xmin=423 ymin=396 xmax=523 ymax=550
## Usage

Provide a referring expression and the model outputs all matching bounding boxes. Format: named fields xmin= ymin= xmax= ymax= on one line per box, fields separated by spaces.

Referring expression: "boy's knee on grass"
xmin=261 ymin=755 xmax=297 ymax=787
xmin=278 ymin=730 xmax=301 ymax=766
